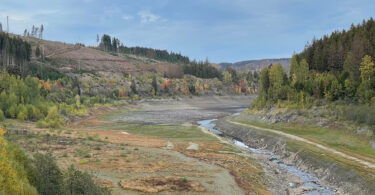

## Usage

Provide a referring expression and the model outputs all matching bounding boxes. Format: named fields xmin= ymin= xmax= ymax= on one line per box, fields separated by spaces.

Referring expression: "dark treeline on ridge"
xmin=98 ymin=34 xmax=222 ymax=79
xmin=0 ymin=32 xmax=32 ymax=75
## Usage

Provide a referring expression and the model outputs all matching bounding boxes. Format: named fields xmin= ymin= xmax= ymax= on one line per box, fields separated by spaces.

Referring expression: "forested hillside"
xmin=297 ymin=18 xmax=375 ymax=76
xmin=98 ymin=34 xmax=222 ymax=79
xmin=254 ymin=18 xmax=375 ymax=124
xmin=0 ymin=33 xmax=31 ymax=75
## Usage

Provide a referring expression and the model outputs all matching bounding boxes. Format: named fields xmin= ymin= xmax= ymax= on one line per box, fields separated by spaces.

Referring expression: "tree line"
xmin=98 ymin=34 xmax=221 ymax=79
xmin=0 ymin=33 xmax=32 ymax=75
xmin=297 ymin=17 xmax=375 ymax=77
xmin=182 ymin=59 xmax=222 ymax=79
xmin=98 ymin=34 xmax=190 ymax=64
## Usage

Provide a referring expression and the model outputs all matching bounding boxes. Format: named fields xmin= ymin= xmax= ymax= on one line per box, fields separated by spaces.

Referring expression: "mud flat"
xmin=110 ymin=96 xmax=255 ymax=124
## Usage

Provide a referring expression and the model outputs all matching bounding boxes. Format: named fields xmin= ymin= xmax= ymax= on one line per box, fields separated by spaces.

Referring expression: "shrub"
xmin=181 ymin=177 xmax=188 ymax=183
xmin=132 ymin=94 xmax=140 ymax=101
xmin=342 ymin=105 xmax=375 ymax=125
xmin=79 ymin=159 xmax=88 ymax=164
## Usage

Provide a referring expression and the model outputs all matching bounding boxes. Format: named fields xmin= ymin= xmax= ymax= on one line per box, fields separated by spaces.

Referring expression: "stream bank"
xmin=213 ymin=115 xmax=375 ymax=194
xmin=198 ymin=118 xmax=334 ymax=195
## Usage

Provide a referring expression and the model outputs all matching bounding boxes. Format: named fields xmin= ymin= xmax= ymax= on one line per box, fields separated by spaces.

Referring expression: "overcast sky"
xmin=1 ymin=0 xmax=375 ymax=63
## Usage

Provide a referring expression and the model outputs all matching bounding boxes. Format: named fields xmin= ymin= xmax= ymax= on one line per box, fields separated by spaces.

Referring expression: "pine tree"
xmin=39 ymin=24 xmax=44 ymax=39
xmin=35 ymin=46 xmax=41 ymax=58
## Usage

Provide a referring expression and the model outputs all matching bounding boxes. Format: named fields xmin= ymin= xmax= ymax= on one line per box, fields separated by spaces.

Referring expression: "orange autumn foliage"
xmin=43 ymin=81 xmax=51 ymax=91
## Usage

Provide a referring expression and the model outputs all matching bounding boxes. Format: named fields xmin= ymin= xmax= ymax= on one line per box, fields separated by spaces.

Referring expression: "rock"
xmin=269 ymin=155 xmax=278 ymax=161
xmin=287 ymin=173 xmax=304 ymax=185
xmin=288 ymin=186 xmax=315 ymax=194
xmin=166 ymin=142 xmax=174 ymax=150
xmin=357 ymin=126 xmax=374 ymax=137
xmin=357 ymin=126 xmax=369 ymax=135
xmin=186 ymin=142 xmax=199 ymax=150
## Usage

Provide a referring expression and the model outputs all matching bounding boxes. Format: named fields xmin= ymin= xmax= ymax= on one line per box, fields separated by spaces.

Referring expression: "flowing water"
xmin=197 ymin=118 xmax=334 ymax=195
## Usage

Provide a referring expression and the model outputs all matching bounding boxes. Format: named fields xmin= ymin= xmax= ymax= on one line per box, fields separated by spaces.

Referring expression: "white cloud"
xmin=122 ymin=15 xmax=133 ymax=20
xmin=137 ymin=10 xmax=160 ymax=23
xmin=0 ymin=9 xmax=59 ymax=22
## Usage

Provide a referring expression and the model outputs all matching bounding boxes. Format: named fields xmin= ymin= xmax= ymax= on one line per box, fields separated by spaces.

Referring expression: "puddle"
xmin=198 ymin=118 xmax=334 ymax=195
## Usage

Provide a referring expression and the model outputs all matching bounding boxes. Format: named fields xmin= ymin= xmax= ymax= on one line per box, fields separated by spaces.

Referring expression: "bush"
xmin=342 ymin=105 xmax=375 ymax=125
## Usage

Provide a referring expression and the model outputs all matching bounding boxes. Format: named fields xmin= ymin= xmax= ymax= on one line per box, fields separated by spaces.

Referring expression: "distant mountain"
xmin=219 ymin=58 xmax=291 ymax=73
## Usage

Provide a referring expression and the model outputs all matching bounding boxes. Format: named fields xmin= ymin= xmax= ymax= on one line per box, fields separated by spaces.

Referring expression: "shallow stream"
xmin=197 ymin=118 xmax=334 ymax=195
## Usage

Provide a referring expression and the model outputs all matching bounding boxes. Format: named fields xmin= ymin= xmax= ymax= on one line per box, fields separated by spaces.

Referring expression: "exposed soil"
xmin=9 ymin=96 xmax=271 ymax=195
xmin=119 ymin=177 xmax=206 ymax=193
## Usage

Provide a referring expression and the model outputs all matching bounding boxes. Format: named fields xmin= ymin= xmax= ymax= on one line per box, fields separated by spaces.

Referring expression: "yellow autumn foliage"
xmin=0 ymin=127 xmax=37 ymax=195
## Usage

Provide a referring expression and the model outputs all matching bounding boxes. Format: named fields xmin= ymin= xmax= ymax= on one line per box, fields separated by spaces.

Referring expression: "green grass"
xmin=119 ymin=124 xmax=218 ymax=142
xmin=98 ymin=108 xmax=133 ymax=121
xmin=233 ymin=118 xmax=375 ymax=160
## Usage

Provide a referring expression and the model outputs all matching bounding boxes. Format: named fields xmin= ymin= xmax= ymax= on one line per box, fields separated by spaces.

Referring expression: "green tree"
xmin=289 ymin=54 xmax=298 ymax=78
xmin=0 ymin=128 xmax=37 ymax=195
xmin=151 ymin=76 xmax=158 ymax=95
xmin=0 ymin=109 xmax=4 ymax=121
xmin=343 ymin=52 xmax=356 ymax=79
xmin=222 ymin=71 xmax=233 ymax=85
xmin=259 ymin=67 xmax=270 ymax=97
xmin=130 ymin=79 xmax=137 ymax=94
xmin=32 ymin=152 xmax=64 ymax=195
xmin=65 ymin=165 xmax=110 ymax=195
xmin=359 ymin=55 xmax=374 ymax=83
xmin=269 ymin=63 xmax=287 ymax=89
xmin=35 ymin=46 xmax=41 ymax=58
xmin=344 ymin=79 xmax=358 ymax=99
xmin=268 ymin=63 xmax=287 ymax=101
